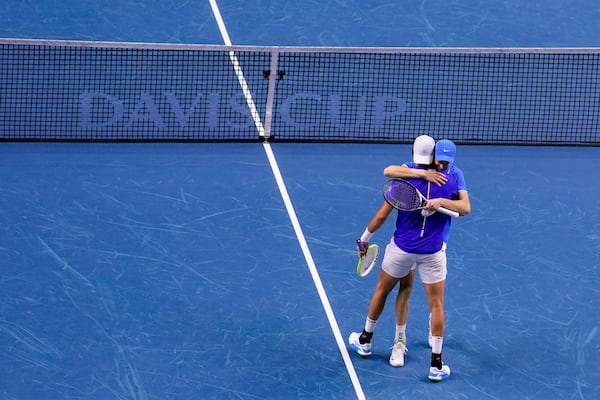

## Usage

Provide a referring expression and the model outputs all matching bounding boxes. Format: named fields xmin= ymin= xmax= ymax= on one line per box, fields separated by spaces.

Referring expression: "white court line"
xmin=208 ymin=1 xmax=366 ymax=399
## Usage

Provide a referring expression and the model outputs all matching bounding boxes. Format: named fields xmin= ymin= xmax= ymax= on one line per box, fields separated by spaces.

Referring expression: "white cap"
xmin=413 ymin=135 xmax=435 ymax=164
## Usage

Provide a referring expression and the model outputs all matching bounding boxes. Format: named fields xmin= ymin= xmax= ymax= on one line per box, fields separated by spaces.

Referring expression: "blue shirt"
xmin=393 ymin=163 xmax=467 ymax=254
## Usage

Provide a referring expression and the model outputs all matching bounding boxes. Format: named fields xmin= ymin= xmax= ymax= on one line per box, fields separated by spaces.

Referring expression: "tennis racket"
xmin=356 ymin=239 xmax=380 ymax=277
xmin=382 ymin=178 xmax=459 ymax=218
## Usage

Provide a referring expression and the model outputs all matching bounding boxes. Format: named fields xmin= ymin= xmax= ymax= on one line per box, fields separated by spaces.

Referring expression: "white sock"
xmin=395 ymin=324 xmax=407 ymax=342
xmin=431 ymin=336 xmax=444 ymax=354
xmin=365 ymin=317 xmax=377 ymax=333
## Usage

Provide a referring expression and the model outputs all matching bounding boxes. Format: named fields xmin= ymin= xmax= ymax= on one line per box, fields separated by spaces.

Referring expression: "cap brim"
xmin=436 ymin=154 xmax=454 ymax=163
xmin=414 ymin=155 xmax=432 ymax=164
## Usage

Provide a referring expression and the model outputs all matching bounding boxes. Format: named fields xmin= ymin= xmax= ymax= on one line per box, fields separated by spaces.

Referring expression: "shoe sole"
xmin=428 ymin=367 xmax=451 ymax=382
xmin=350 ymin=344 xmax=371 ymax=358
xmin=427 ymin=375 xmax=449 ymax=382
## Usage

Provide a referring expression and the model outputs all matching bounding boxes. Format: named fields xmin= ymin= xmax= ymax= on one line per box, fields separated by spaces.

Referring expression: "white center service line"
xmin=208 ymin=1 xmax=366 ymax=399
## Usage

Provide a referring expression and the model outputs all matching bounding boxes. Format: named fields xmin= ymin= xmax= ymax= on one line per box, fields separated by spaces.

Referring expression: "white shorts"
xmin=381 ymin=238 xmax=447 ymax=284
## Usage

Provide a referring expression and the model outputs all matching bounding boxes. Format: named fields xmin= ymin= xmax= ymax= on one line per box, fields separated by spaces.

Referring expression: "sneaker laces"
xmin=391 ymin=340 xmax=407 ymax=357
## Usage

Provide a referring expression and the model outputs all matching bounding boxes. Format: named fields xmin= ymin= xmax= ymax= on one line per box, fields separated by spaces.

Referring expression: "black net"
xmin=1 ymin=42 xmax=270 ymax=141
xmin=1 ymin=40 xmax=599 ymax=144
xmin=272 ymin=51 xmax=600 ymax=144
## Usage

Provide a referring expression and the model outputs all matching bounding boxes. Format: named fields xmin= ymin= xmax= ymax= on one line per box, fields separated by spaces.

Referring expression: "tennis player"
xmin=349 ymin=135 xmax=435 ymax=368
xmin=349 ymin=137 xmax=471 ymax=382
xmin=385 ymin=138 xmax=471 ymax=352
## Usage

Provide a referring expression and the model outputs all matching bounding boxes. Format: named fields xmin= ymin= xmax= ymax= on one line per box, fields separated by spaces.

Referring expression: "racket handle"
xmin=356 ymin=239 xmax=365 ymax=251
xmin=438 ymin=207 xmax=460 ymax=218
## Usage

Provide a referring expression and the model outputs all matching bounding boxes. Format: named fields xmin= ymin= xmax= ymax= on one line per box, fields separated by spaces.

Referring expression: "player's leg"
xmin=423 ymin=279 xmax=450 ymax=381
xmin=349 ymin=268 xmax=399 ymax=357
xmin=418 ymin=249 xmax=451 ymax=381
xmin=389 ymin=269 xmax=414 ymax=367
xmin=350 ymin=239 xmax=414 ymax=358
xmin=394 ymin=269 xmax=415 ymax=331
xmin=424 ymin=280 xmax=445 ymax=336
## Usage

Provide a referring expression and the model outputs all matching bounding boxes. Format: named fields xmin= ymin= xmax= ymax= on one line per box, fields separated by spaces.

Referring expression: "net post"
xmin=262 ymin=47 xmax=280 ymax=140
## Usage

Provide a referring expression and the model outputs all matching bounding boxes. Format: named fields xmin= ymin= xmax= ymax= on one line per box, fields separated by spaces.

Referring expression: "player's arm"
xmin=383 ymin=165 xmax=447 ymax=186
xmin=426 ymin=191 xmax=471 ymax=216
xmin=365 ymin=200 xmax=394 ymax=233
xmin=358 ymin=201 xmax=394 ymax=256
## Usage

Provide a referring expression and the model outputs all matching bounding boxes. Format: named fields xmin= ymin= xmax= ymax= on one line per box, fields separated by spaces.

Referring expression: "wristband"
xmin=360 ymin=228 xmax=373 ymax=242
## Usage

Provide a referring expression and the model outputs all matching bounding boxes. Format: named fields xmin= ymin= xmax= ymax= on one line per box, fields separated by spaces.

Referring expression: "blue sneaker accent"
xmin=428 ymin=365 xmax=451 ymax=382
xmin=349 ymin=332 xmax=372 ymax=357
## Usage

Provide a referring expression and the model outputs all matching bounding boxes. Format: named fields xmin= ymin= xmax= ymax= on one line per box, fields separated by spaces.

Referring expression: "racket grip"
xmin=356 ymin=239 xmax=365 ymax=251
xmin=438 ymin=207 xmax=460 ymax=218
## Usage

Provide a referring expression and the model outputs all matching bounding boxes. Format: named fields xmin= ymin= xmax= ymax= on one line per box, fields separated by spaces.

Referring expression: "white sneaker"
xmin=389 ymin=340 xmax=407 ymax=367
xmin=428 ymin=364 xmax=451 ymax=382
xmin=348 ymin=332 xmax=372 ymax=357
xmin=428 ymin=313 xmax=433 ymax=348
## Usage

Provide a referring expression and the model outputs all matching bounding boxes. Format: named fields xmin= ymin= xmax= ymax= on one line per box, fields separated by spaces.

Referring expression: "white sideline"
xmin=209 ymin=1 xmax=366 ymax=399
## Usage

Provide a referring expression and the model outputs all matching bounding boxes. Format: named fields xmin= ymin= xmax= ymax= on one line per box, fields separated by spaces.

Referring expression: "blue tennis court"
xmin=1 ymin=1 xmax=600 ymax=399
xmin=2 ymin=142 xmax=599 ymax=399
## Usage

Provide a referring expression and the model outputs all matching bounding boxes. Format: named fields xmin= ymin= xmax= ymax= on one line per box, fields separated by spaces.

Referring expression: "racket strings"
xmin=358 ymin=244 xmax=380 ymax=277
xmin=388 ymin=183 xmax=421 ymax=210
xmin=362 ymin=251 xmax=376 ymax=269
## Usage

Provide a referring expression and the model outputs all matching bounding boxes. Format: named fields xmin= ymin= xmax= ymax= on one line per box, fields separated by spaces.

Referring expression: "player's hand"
xmin=424 ymin=198 xmax=444 ymax=210
xmin=357 ymin=241 xmax=368 ymax=257
xmin=421 ymin=209 xmax=436 ymax=217
xmin=424 ymin=170 xmax=447 ymax=186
